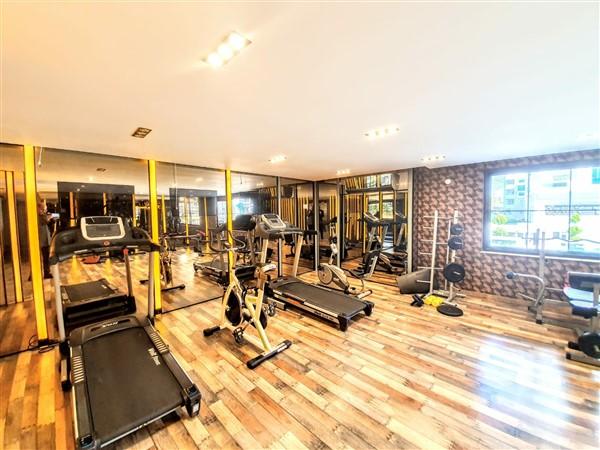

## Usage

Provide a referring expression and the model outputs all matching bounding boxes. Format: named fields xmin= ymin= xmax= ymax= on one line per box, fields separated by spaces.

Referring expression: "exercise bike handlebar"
xmin=208 ymin=230 xmax=247 ymax=254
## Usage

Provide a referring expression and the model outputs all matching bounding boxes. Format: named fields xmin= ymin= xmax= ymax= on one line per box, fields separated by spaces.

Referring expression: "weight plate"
xmin=437 ymin=304 xmax=464 ymax=317
xmin=578 ymin=332 xmax=600 ymax=359
xmin=450 ymin=223 xmax=464 ymax=236
xmin=443 ymin=263 xmax=465 ymax=283
xmin=447 ymin=236 xmax=464 ymax=250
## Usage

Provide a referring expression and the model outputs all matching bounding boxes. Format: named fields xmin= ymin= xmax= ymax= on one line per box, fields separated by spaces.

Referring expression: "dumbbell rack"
xmin=417 ymin=210 xmax=465 ymax=304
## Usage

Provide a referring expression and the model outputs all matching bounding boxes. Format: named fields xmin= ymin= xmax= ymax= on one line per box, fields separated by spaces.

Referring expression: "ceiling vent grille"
xmin=132 ymin=127 xmax=152 ymax=138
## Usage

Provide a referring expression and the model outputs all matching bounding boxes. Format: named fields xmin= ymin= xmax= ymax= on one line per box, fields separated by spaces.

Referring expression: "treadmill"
xmin=256 ymin=214 xmax=374 ymax=331
xmin=50 ymin=216 xmax=201 ymax=449
xmin=59 ymin=218 xmax=136 ymax=332
xmin=194 ymin=215 xmax=257 ymax=285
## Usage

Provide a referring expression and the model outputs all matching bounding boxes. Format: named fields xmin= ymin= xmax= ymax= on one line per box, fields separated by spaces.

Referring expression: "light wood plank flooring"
xmin=1 ymin=251 xmax=599 ymax=449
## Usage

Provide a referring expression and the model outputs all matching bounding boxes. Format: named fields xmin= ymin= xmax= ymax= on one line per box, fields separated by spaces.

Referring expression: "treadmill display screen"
xmin=81 ymin=216 xmax=126 ymax=240
xmin=261 ymin=214 xmax=286 ymax=230
xmin=86 ymin=224 xmax=123 ymax=239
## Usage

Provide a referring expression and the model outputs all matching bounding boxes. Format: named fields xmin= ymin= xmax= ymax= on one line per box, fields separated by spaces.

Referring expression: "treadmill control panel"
xmin=260 ymin=214 xmax=287 ymax=231
xmin=81 ymin=216 xmax=126 ymax=241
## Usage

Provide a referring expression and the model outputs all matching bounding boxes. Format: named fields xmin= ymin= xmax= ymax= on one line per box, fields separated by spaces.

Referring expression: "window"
xmin=380 ymin=173 xmax=392 ymax=186
xmin=365 ymin=175 xmax=377 ymax=188
xmin=485 ymin=164 xmax=600 ymax=258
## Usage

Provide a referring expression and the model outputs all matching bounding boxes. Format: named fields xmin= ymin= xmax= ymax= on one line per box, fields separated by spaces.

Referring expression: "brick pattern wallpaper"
xmin=412 ymin=149 xmax=600 ymax=298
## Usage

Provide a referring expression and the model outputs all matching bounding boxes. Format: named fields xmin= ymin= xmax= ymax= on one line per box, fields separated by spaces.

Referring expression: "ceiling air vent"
xmin=132 ymin=127 xmax=152 ymax=138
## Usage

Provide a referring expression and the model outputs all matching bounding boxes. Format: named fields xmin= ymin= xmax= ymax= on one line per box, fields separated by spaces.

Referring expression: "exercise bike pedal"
xmin=233 ymin=327 xmax=245 ymax=344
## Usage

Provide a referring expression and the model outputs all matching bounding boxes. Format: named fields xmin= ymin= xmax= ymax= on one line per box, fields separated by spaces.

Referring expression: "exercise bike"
xmin=140 ymin=234 xmax=185 ymax=292
xmin=203 ymin=232 xmax=291 ymax=369
xmin=317 ymin=239 xmax=378 ymax=298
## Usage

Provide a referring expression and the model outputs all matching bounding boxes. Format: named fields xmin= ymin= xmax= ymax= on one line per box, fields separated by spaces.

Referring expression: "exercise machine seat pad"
xmin=563 ymin=287 xmax=594 ymax=303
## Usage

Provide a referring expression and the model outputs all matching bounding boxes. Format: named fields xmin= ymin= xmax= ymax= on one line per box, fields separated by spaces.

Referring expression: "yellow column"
xmin=132 ymin=194 xmax=137 ymax=227
xmin=24 ymin=145 xmax=48 ymax=342
xmin=161 ymin=195 xmax=167 ymax=233
xmin=69 ymin=192 xmax=76 ymax=227
xmin=203 ymin=197 xmax=208 ymax=237
xmin=148 ymin=160 xmax=162 ymax=313
xmin=225 ymin=170 xmax=234 ymax=282
xmin=5 ymin=172 xmax=23 ymax=302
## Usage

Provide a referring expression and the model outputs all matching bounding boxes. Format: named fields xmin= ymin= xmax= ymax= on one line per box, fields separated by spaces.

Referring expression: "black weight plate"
xmin=437 ymin=304 xmax=464 ymax=317
xmin=578 ymin=332 xmax=600 ymax=359
xmin=447 ymin=236 xmax=464 ymax=250
xmin=450 ymin=223 xmax=464 ymax=236
xmin=443 ymin=263 xmax=465 ymax=283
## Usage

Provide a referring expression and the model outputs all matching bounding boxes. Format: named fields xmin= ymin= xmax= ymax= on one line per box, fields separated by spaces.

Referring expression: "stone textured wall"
xmin=412 ymin=148 xmax=600 ymax=298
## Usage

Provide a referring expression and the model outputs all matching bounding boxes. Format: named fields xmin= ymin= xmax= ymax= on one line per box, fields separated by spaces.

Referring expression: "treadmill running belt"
xmin=276 ymin=281 xmax=368 ymax=316
xmin=63 ymin=280 xmax=115 ymax=302
xmin=83 ymin=327 xmax=183 ymax=444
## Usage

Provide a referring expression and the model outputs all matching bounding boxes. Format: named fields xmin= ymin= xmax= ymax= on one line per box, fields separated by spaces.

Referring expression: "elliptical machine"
xmin=318 ymin=237 xmax=378 ymax=298
xmin=203 ymin=231 xmax=291 ymax=369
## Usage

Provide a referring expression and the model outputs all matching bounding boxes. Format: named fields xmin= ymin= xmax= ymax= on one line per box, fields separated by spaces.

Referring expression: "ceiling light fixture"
xmin=195 ymin=177 xmax=203 ymax=182
xmin=269 ymin=155 xmax=287 ymax=164
xmin=132 ymin=127 xmax=152 ymax=138
xmin=205 ymin=31 xmax=251 ymax=69
xmin=365 ymin=126 xmax=401 ymax=139
xmin=336 ymin=169 xmax=350 ymax=176
xmin=421 ymin=155 xmax=446 ymax=167
xmin=256 ymin=182 xmax=265 ymax=187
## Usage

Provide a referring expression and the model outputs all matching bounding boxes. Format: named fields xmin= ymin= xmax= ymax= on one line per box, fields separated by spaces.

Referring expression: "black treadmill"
xmin=194 ymin=215 xmax=257 ymax=285
xmin=257 ymin=214 xmax=374 ymax=331
xmin=50 ymin=216 xmax=201 ymax=449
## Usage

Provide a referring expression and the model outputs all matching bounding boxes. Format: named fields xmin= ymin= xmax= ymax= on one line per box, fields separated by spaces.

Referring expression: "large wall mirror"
xmin=156 ymin=163 xmax=226 ymax=312
xmin=0 ymin=144 xmax=36 ymax=356
xmin=326 ymin=171 xmax=411 ymax=288
xmin=35 ymin=148 xmax=150 ymax=335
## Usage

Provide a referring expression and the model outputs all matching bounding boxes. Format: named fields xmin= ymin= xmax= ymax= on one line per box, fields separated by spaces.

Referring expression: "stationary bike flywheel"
xmin=317 ymin=265 xmax=334 ymax=285
xmin=225 ymin=292 xmax=244 ymax=326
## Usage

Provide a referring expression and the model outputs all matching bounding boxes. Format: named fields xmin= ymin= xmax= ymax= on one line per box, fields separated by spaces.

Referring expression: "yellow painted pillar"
xmin=5 ymin=171 xmax=23 ymax=302
xmin=69 ymin=192 xmax=76 ymax=227
xmin=225 ymin=170 xmax=234 ymax=283
xmin=161 ymin=195 xmax=167 ymax=233
xmin=24 ymin=145 xmax=48 ymax=342
xmin=148 ymin=160 xmax=162 ymax=313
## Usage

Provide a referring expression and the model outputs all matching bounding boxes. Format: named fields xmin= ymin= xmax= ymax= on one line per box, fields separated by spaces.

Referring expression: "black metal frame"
xmin=483 ymin=160 xmax=600 ymax=259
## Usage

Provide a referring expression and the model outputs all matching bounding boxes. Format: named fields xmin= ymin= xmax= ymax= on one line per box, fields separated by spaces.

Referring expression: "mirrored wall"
xmin=324 ymin=171 xmax=411 ymax=288
xmin=0 ymin=144 xmax=37 ymax=356
xmin=35 ymin=148 xmax=150 ymax=337
xmin=156 ymin=162 xmax=226 ymax=311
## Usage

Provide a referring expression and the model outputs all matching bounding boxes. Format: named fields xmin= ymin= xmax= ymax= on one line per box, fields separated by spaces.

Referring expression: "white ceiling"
xmin=1 ymin=2 xmax=598 ymax=180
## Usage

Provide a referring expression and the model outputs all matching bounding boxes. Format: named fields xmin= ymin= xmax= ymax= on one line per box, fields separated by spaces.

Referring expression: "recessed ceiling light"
xmin=205 ymin=31 xmax=251 ymax=69
xmin=365 ymin=126 xmax=400 ymax=139
xmin=256 ymin=182 xmax=265 ymax=187
xmin=421 ymin=154 xmax=446 ymax=167
xmin=269 ymin=155 xmax=287 ymax=164
xmin=195 ymin=177 xmax=203 ymax=182
xmin=132 ymin=127 xmax=152 ymax=138
xmin=88 ymin=176 xmax=94 ymax=182
xmin=336 ymin=169 xmax=350 ymax=176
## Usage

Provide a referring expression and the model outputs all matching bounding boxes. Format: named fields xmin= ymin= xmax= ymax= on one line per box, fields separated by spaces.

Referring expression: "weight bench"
xmin=563 ymin=272 xmax=600 ymax=367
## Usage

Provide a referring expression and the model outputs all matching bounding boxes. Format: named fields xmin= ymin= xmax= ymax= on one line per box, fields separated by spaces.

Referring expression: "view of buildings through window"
xmin=486 ymin=165 xmax=600 ymax=256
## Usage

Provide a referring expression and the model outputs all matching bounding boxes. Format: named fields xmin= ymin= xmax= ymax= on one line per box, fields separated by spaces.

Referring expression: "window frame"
xmin=483 ymin=160 xmax=600 ymax=259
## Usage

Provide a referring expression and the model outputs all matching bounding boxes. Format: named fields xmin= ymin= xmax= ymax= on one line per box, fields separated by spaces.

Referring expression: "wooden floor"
xmin=1 ymin=252 xmax=599 ymax=450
